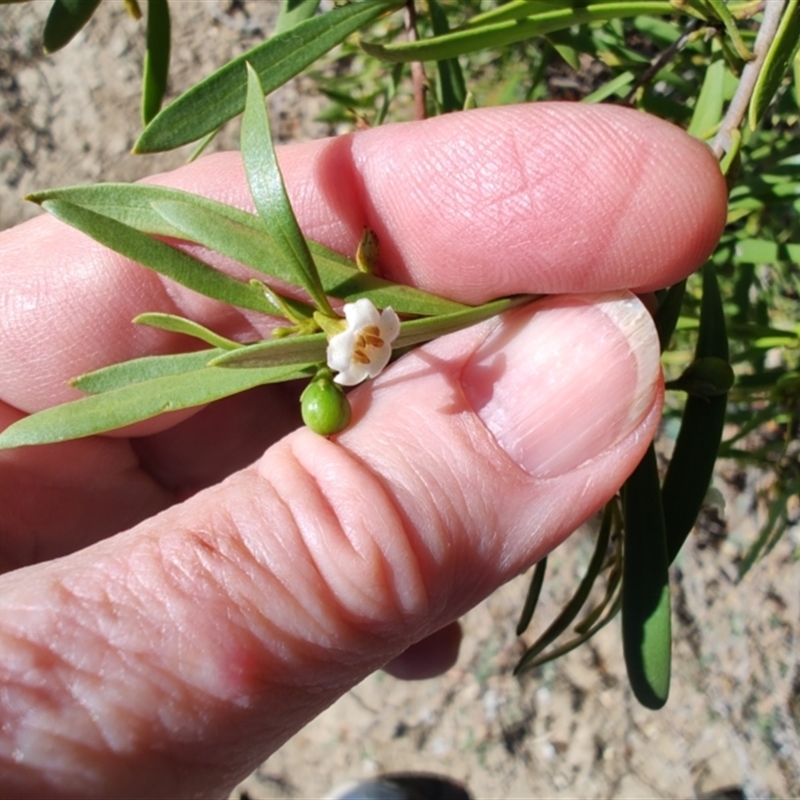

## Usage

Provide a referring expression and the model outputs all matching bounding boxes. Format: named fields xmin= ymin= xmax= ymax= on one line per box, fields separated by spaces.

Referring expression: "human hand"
xmin=0 ymin=104 xmax=726 ymax=799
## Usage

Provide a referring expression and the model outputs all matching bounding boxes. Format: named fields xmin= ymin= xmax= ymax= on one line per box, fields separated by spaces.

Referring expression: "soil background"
xmin=2 ymin=3 xmax=799 ymax=798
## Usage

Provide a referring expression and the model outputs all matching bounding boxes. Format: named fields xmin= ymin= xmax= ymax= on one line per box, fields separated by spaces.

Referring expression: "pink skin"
xmin=0 ymin=104 xmax=726 ymax=798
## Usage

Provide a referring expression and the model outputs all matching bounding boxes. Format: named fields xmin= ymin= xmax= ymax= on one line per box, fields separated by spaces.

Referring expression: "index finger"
xmin=0 ymin=103 xmax=726 ymax=413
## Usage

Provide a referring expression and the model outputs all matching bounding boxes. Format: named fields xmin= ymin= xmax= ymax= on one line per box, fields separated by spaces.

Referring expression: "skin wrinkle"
xmin=0 ymin=633 xmax=119 ymax=791
xmin=308 ymin=429 xmax=443 ymax=630
xmin=53 ymin=556 xmax=238 ymax=754
xmin=209 ymin=492 xmax=357 ymax=668
xmin=370 ymin=431 xmax=457 ymax=613
xmin=382 ymin=415 xmax=477 ymax=605
xmin=183 ymin=463 xmax=400 ymax=685
xmin=56 ymin=593 xmax=180 ymax=757
xmin=148 ymin=524 xmax=294 ymax=692
xmin=281 ymin=436 xmax=431 ymax=635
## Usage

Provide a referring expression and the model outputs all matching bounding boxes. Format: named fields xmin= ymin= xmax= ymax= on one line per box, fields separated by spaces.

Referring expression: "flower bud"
xmin=301 ymin=370 xmax=352 ymax=435
xmin=665 ymin=356 xmax=734 ymax=397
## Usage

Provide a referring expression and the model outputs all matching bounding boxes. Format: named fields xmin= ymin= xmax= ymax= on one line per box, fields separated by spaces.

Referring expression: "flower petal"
xmin=379 ymin=306 xmax=400 ymax=343
xmin=326 ymin=300 xmax=401 ymax=386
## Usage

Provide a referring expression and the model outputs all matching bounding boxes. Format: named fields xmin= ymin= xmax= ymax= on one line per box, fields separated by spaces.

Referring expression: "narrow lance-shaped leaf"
xmin=240 ymin=63 xmax=333 ymax=316
xmin=361 ymin=2 xmax=677 ymax=63
xmin=210 ymin=331 xmax=327 ymax=369
xmin=705 ymin=0 xmax=753 ymax=61
xmin=749 ymin=0 xmax=800 ymax=130
xmin=72 ymin=350 xmax=227 ymax=394
xmin=462 ymin=1 xmax=581 ymax=27
xmin=211 ymin=296 xmax=534 ymax=369
xmin=622 ymin=443 xmax=672 ymax=710
xmin=688 ymin=59 xmax=726 ymax=139
xmin=276 ymin=0 xmax=321 ymax=34
xmin=133 ymin=313 xmax=241 ymax=351
xmin=582 ymin=70 xmax=636 ymax=104
xmin=27 ymin=183 xmax=470 ymax=316
xmin=738 ymin=476 xmax=800 ymax=580
xmin=661 ymin=263 xmax=730 ymax=563
xmin=43 ymin=0 xmax=102 ymax=53
xmin=37 ymin=199 xmax=280 ymax=316
xmin=520 ymin=594 xmax=623 ymax=670
xmin=515 ymin=507 xmax=614 ymax=675
xmin=428 ymin=0 xmax=467 ymax=113
xmin=135 ymin=0 xmax=404 ymax=153
xmin=516 ymin=558 xmax=548 ymax=636
xmin=0 ymin=362 xmax=317 ymax=450
xmin=150 ymin=196 xmax=471 ymax=316
xmin=142 ymin=0 xmax=171 ymax=125
xmin=654 ymin=280 xmax=687 ymax=351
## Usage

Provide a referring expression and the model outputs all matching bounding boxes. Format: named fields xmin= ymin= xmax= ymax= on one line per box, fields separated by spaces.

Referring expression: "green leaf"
xmin=429 ymin=0 xmax=467 ymax=113
xmin=735 ymin=237 xmax=800 ymax=264
xmin=43 ymin=0 xmax=102 ymax=53
xmin=133 ymin=313 xmax=241 ymax=350
xmin=392 ymin=295 xmax=532 ymax=348
xmin=361 ymin=2 xmax=677 ymax=63
xmin=151 ymin=195 xmax=469 ymax=315
xmin=276 ymin=0 xmax=321 ymax=34
xmin=38 ymin=199 xmax=279 ymax=315
xmin=688 ymin=59 xmax=726 ymax=139
xmin=738 ymin=476 xmax=800 ymax=580
xmin=654 ymin=280 xmax=686 ymax=351
xmin=241 ymin=63 xmax=333 ymax=317
xmin=704 ymin=0 xmax=753 ymax=61
xmin=622 ymin=444 xmax=672 ymax=710
xmin=134 ymin=0 xmax=404 ymax=153
xmin=516 ymin=558 xmax=548 ymax=636
xmin=72 ymin=350 xmax=226 ymax=394
xmin=142 ymin=0 xmax=171 ymax=125
xmin=209 ymin=332 xmax=327 ymax=369
xmin=581 ymin=70 xmax=635 ymax=103
xmin=464 ymin=1 xmax=581 ymax=27
xmin=662 ymin=264 xmax=729 ymax=563
xmin=307 ymin=242 xmax=469 ymax=316
xmin=210 ymin=296 xmax=534 ymax=369
xmin=750 ymin=0 xmax=800 ymax=130
xmin=517 ymin=594 xmax=622 ymax=670
xmin=515 ymin=506 xmax=614 ymax=675
xmin=27 ymin=183 xmax=471 ymax=316
xmin=0 ymin=362 xmax=316 ymax=449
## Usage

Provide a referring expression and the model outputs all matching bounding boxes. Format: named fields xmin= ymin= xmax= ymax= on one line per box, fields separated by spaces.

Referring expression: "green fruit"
xmin=301 ymin=375 xmax=352 ymax=435
xmin=665 ymin=356 xmax=734 ymax=397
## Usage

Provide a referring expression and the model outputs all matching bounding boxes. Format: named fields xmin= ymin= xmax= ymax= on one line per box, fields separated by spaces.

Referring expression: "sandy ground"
xmin=2 ymin=3 xmax=799 ymax=798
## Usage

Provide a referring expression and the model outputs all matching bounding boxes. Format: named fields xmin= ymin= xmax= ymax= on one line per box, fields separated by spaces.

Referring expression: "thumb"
xmin=0 ymin=290 xmax=661 ymax=799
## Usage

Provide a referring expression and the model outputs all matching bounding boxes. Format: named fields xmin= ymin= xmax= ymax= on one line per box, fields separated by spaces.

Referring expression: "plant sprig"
xmin=0 ymin=63 xmax=534 ymax=450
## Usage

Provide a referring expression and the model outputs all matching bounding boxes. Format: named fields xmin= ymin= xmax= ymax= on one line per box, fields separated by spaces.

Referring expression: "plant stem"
xmin=711 ymin=0 xmax=786 ymax=157
xmin=624 ymin=17 xmax=704 ymax=105
xmin=404 ymin=0 xmax=427 ymax=120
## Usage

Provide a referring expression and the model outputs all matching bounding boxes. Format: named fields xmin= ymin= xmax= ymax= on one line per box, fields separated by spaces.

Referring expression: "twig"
xmin=404 ymin=0 xmax=427 ymax=120
xmin=624 ymin=17 xmax=704 ymax=105
xmin=711 ymin=0 xmax=786 ymax=158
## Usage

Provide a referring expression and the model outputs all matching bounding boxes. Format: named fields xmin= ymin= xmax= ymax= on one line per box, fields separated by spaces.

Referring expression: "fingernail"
xmin=461 ymin=292 xmax=661 ymax=478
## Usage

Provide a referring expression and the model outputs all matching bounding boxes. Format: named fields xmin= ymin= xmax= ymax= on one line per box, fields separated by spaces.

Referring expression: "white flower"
xmin=326 ymin=298 xmax=400 ymax=386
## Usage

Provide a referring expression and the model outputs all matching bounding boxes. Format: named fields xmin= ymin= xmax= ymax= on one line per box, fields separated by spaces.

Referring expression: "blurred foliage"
xmin=4 ymin=0 xmax=800 ymax=708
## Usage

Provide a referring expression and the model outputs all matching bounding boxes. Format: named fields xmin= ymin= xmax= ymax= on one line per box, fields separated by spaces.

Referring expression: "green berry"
xmin=666 ymin=356 xmax=734 ymax=397
xmin=301 ymin=375 xmax=352 ymax=435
